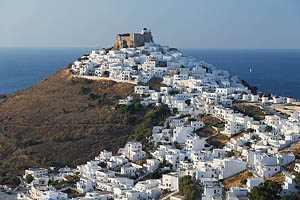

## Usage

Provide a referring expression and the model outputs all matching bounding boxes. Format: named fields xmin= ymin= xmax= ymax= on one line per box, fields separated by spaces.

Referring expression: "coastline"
xmin=1 ymin=48 xmax=300 ymax=99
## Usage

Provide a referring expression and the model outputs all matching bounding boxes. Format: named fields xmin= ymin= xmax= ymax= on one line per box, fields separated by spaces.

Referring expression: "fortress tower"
xmin=114 ymin=28 xmax=154 ymax=49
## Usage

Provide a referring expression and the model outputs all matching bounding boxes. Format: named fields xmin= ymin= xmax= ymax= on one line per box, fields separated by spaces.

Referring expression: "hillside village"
xmin=12 ymin=29 xmax=300 ymax=200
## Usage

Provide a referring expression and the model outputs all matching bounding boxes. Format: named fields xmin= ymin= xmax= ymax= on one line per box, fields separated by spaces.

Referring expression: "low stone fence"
xmin=73 ymin=75 xmax=137 ymax=85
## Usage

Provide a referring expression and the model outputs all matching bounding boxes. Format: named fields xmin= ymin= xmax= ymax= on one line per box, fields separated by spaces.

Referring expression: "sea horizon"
xmin=0 ymin=47 xmax=300 ymax=99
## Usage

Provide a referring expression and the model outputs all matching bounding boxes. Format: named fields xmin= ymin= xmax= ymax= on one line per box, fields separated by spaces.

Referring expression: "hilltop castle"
xmin=114 ymin=28 xmax=153 ymax=49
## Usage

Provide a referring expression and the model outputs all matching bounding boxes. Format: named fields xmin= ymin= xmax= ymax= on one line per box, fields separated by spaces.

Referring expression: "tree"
xmin=179 ymin=176 xmax=197 ymax=200
xmin=98 ymin=162 xmax=107 ymax=168
xmin=103 ymin=71 xmax=109 ymax=77
xmin=0 ymin=176 xmax=21 ymax=186
xmin=248 ymin=180 xmax=282 ymax=200
xmin=280 ymin=194 xmax=299 ymax=200
xmin=264 ymin=125 xmax=273 ymax=133
xmin=168 ymin=90 xmax=179 ymax=95
xmin=240 ymin=178 xmax=247 ymax=185
xmin=185 ymin=99 xmax=191 ymax=106
xmin=134 ymin=102 xmax=143 ymax=111
xmin=244 ymin=142 xmax=252 ymax=147
xmin=251 ymin=135 xmax=258 ymax=140
xmin=226 ymin=151 xmax=235 ymax=157
xmin=132 ymin=66 xmax=138 ymax=71
xmin=25 ymin=174 xmax=34 ymax=184
xmin=246 ymin=128 xmax=255 ymax=133
xmin=294 ymin=172 xmax=300 ymax=189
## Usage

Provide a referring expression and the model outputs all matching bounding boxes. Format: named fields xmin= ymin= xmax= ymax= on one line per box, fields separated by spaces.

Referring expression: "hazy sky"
xmin=1 ymin=0 xmax=300 ymax=49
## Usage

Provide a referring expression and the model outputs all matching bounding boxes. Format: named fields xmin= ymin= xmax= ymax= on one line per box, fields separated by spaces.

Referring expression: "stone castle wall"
xmin=114 ymin=31 xmax=153 ymax=49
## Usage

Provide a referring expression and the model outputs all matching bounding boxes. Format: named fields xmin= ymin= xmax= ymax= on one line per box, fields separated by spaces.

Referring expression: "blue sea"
xmin=181 ymin=49 xmax=300 ymax=99
xmin=0 ymin=48 xmax=299 ymax=99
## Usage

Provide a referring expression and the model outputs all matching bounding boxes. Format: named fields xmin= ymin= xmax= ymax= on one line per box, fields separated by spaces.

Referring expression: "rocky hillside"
xmin=0 ymin=70 xmax=157 ymax=174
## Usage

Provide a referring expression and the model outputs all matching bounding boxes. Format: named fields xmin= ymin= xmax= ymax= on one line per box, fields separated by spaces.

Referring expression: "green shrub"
xmin=66 ymin=63 xmax=73 ymax=69
xmin=128 ymin=105 xmax=170 ymax=144
xmin=0 ymin=176 xmax=20 ymax=186
xmin=248 ymin=180 xmax=282 ymax=200
xmin=168 ymin=90 xmax=179 ymax=95
xmin=241 ymin=178 xmax=247 ymax=185
xmin=179 ymin=176 xmax=197 ymax=200
xmin=246 ymin=128 xmax=255 ymax=133
xmin=98 ymin=162 xmax=107 ymax=168
xmin=25 ymin=174 xmax=33 ymax=184
xmin=264 ymin=125 xmax=273 ymax=133
xmin=226 ymin=150 xmax=235 ymax=157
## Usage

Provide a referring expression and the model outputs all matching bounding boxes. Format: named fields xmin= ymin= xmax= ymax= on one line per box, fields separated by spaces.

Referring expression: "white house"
xmin=24 ymin=168 xmax=48 ymax=179
xmin=134 ymin=179 xmax=161 ymax=199
xmin=212 ymin=158 xmax=247 ymax=179
xmin=161 ymin=173 xmax=183 ymax=191
xmin=294 ymin=163 xmax=300 ymax=173
xmin=190 ymin=121 xmax=205 ymax=130
xmin=246 ymin=178 xmax=263 ymax=192
xmin=77 ymin=178 xmax=94 ymax=193
xmin=201 ymin=180 xmax=224 ymax=200
xmin=120 ymin=166 xmax=136 ymax=176
xmin=172 ymin=126 xmax=193 ymax=143
xmin=280 ymin=172 xmax=299 ymax=196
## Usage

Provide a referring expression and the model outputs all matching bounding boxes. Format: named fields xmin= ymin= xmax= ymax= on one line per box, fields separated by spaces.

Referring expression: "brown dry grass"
xmin=223 ymin=170 xmax=253 ymax=190
xmin=206 ymin=134 xmax=230 ymax=149
xmin=265 ymin=172 xmax=286 ymax=185
xmin=292 ymin=141 xmax=300 ymax=158
xmin=198 ymin=115 xmax=221 ymax=126
xmin=268 ymin=102 xmax=300 ymax=116
xmin=232 ymin=104 xmax=265 ymax=121
xmin=0 ymin=70 xmax=151 ymax=174
xmin=196 ymin=127 xmax=215 ymax=138
xmin=144 ymin=77 xmax=166 ymax=92
xmin=284 ymin=159 xmax=300 ymax=175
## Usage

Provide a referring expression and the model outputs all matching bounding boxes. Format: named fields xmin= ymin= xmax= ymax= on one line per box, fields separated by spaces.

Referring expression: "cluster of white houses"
xmin=17 ymin=30 xmax=300 ymax=200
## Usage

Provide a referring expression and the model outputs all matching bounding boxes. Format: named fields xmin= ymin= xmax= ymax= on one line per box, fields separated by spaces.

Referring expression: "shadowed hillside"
xmin=0 ymin=70 xmax=158 ymax=174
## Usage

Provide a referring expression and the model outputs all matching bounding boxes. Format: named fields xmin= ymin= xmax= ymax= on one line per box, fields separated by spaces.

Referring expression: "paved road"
xmin=0 ymin=192 xmax=17 ymax=200
xmin=134 ymin=165 xmax=160 ymax=183
xmin=261 ymin=104 xmax=287 ymax=119
xmin=134 ymin=171 xmax=151 ymax=183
